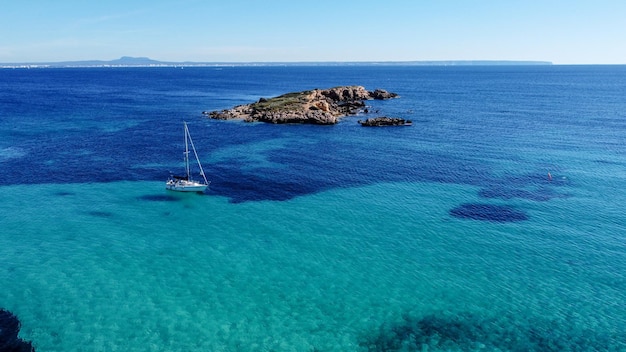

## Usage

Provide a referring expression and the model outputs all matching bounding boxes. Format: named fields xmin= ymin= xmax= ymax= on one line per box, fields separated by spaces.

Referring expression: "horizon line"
xmin=0 ymin=56 xmax=556 ymax=66
xmin=3 ymin=57 xmax=625 ymax=67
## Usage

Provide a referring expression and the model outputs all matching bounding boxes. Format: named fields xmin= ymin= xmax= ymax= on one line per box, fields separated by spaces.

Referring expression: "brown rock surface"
xmin=205 ymin=86 xmax=398 ymax=124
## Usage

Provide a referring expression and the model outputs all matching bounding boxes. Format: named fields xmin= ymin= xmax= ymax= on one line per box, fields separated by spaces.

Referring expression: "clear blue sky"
xmin=1 ymin=0 xmax=625 ymax=64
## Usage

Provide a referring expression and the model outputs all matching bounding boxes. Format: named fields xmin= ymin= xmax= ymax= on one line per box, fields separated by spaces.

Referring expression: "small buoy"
xmin=548 ymin=172 xmax=552 ymax=181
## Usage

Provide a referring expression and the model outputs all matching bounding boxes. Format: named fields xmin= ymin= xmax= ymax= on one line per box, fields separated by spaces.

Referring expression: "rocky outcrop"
xmin=0 ymin=308 xmax=35 ymax=351
xmin=358 ymin=117 xmax=412 ymax=127
xmin=204 ymin=86 xmax=398 ymax=124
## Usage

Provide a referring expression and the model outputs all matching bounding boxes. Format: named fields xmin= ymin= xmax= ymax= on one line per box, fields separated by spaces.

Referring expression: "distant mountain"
xmin=0 ymin=57 xmax=553 ymax=68
xmin=108 ymin=56 xmax=163 ymax=65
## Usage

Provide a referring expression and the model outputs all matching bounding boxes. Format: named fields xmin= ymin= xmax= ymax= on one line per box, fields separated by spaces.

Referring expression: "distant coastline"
xmin=0 ymin=56 xmax=553 ymax=69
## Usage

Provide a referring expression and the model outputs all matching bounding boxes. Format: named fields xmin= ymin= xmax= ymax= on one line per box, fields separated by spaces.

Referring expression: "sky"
xmin=1 ymin=0 xmax=625 ymax=64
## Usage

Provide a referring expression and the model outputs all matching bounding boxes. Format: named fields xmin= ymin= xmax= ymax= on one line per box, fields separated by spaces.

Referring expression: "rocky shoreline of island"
xmin=203 ymin=86 xmax=399 ymax=125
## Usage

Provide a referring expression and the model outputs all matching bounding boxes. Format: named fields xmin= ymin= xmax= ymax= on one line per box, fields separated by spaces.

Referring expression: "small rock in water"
xmin=358 ymin=117 xmax=412 ymax=127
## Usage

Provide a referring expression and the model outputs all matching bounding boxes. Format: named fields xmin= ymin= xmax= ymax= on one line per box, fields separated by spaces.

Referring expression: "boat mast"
xmin=184 ymin=122 xmax=191 ymax=180
xmin=186 ymin=123 xmax=209 ymax=185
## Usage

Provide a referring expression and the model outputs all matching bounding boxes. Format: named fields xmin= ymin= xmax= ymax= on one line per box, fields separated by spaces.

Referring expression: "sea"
xmin=1 ymin=65 xmax=625 ymax=351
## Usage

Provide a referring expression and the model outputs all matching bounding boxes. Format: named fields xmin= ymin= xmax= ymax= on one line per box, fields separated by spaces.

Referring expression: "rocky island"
xmin=204 ymin=85 xmax=398 ymax=124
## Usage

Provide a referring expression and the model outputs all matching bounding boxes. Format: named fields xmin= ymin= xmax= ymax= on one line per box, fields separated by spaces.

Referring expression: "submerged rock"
xmin=205 ymin=86 xmax=398 ymax=124
xmin=0 ymin=308 xmax=35 ymax=351
xmin=360 ymin=311 xmax=619 ymax=352
xmin=358 ymin=117 xmax=412 ymax=126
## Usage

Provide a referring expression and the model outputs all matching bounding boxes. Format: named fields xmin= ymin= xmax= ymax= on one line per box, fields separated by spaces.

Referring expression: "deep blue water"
xmin=1 ymin=65 xmax=625 ymax=351
xmin=4 ymin=65 xmax=624 ymax=204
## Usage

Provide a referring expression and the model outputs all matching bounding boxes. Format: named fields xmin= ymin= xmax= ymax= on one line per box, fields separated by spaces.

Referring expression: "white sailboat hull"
xmin=166 ymin=179 xmax=209 ymax=192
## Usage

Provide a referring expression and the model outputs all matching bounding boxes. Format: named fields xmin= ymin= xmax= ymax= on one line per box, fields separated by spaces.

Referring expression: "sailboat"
xmin=166 ymin=122 xmax=210 ymax=192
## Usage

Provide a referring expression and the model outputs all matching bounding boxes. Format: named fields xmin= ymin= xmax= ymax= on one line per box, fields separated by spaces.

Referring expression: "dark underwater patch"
xmin=138 ymin=194 xmax=179 ymax=202
xmin=208 ymin=169 xmax=322 ymax=203
xmin=359 ymin=311 xmax=618 ymax=352
xmin=450 ymin=203 xmax=528 ymax=222
xmin=0 ymin=308 xmax=36 ymax=351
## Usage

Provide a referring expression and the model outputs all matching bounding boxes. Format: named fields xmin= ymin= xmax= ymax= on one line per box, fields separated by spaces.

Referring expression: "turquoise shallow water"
xmin=1 ymin=65 xmax=626 ymax=350
xmin=2 ymin=178 xmax=625 ymax=350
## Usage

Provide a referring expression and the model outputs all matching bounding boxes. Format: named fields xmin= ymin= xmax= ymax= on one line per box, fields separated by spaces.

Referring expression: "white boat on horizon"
xmin=166 ymin=122 xmax=210 ymax=192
